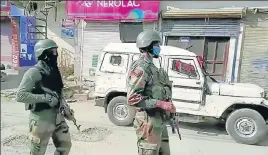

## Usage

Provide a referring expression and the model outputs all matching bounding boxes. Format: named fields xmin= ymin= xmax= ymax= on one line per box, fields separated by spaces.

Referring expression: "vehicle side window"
xmin=168 ymin=58 xmax=199 ymax=79
xmin=132 ymin=54 xmax=162 ymax=68
xmin=100 ymin=52 xmax=129 ymax=73
xmin=110 ymin=55 xmax=122 ymax=66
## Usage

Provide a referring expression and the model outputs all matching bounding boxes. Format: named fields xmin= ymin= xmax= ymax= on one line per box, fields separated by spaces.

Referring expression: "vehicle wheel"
xmin=107 ymin=96 xmax=136 ymax=126
xmin=226 ymin=108 xmax=268 ymax=145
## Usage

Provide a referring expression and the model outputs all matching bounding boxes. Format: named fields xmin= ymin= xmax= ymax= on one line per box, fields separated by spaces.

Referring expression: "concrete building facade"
xmin=159 ymin=1 xmax=268 ymax=90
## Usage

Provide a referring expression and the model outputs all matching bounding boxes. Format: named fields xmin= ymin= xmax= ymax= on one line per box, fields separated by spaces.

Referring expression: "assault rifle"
xmin=41 ymin=86 xmax=81 ymax=131
xmin=169 ymin=113 xmax=182 ymax=140
xmin=59 ymin=98 xmax=81 ymax=131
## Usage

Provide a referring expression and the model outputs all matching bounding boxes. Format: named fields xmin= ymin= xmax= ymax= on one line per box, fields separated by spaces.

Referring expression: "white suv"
xmin=94 ymin=43 xmax=268 ymax=145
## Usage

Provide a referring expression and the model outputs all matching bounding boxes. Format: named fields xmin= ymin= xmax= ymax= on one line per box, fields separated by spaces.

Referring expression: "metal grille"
xmin=162 ymin=19 xmax=240 ymax=37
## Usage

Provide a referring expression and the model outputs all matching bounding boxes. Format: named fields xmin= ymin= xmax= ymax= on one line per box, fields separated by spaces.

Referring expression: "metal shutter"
xmin=162 ymin=19 xmax=240 ymax=37
xmin=1 ymin=22 xmax=13 ymax=69
xmin=143 ymin=22 xmax=156 ymax=31
xmin=82 ymin=22 xmax=121 ymax=80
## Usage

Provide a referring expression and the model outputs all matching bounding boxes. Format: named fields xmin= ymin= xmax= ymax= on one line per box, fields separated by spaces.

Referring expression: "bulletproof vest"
xmin=30 ymin=64 xmax=63 ymax=111
xmin=141 ymin=62 xmax=172 ymax=117
xmin=146 ymin=65 xmax=172 ymax=101
xmin=34 ymin=65 xmax=63 ymax=94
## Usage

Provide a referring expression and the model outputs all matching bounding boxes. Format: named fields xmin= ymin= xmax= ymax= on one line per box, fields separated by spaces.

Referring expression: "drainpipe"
xmin=79 ymin=19 xmax=84 ymax=82
xmin=157 ymin=10 xmax=164 ymax=45
xmin=231 ymin=34 xmax=239 ymax=83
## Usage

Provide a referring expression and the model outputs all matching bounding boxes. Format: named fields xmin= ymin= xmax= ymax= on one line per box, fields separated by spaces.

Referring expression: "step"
xmin=28 ymin=32 xmax=46 ymax=34
xmin=35 ymin=18 xmax=46 ymax=22
xmin=40 ymin=10 xmax=49 ymax=16
xmin=40 ymin=9 xmax=49 ymax=13
xmin=33 ymin=39 xmax=47 ymax=41
xmin=46 ymin=2 xmax=57 ymax=7
xmin=44 ymin=5 xmax=54 ymax=9
xmin=35 ymin=25 xmax=46 ymax=28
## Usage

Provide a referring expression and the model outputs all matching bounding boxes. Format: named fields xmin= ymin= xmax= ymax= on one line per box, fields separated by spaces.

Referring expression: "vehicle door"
xmin=165 ymin=56 xmax=205 ymax=111
xmin=95 ymin=52 xmax=130 ymax=94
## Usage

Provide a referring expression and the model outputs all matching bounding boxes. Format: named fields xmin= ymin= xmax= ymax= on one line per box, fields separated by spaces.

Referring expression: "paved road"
xmin=1 ymin=99 xmax=267 ymax=155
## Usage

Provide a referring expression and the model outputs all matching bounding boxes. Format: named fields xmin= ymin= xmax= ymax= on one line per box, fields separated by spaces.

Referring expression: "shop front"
xmin=159 ymin=8 xmax=246 ymax=82
xmin=66 ymin=0 xmax=160 ymax=80
xmin=1 ymin=1 xmax=13 ymax=70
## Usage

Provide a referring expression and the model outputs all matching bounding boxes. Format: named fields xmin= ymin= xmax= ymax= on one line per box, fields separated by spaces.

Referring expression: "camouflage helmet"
xmin=34 ymin=39 xmax=58 ymax=59
xmin=136 ymin=30 xmax=162 ymax=48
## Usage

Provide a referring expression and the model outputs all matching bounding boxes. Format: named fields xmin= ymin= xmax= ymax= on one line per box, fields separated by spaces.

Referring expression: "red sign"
xmin=11 ymin=17 xmax=20 ymax=69
xmin=172 ymin=60 xmax=197 ymax=77
xmin=173 ymin=60 xmax=195 ymax=72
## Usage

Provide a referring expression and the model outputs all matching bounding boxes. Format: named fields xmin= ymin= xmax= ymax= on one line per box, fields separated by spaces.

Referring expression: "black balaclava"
xmin=39 ymin=48 xmax=58 ymax=67
xmin=38 ymin=48 xmax=63 ymax=95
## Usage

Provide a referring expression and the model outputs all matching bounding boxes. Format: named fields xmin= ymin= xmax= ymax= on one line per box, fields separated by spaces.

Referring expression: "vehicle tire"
xmin=226 ymin=108 xmax=268 ymax=145
xmin=107 ymin=96 xmax=136 ymax=126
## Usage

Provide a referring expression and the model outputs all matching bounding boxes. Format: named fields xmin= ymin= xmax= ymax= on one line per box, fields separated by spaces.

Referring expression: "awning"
xmin=9 ymin=4 xmax=24 ymax=16
xmin=162 ymin=8 xmax=247 ymax=19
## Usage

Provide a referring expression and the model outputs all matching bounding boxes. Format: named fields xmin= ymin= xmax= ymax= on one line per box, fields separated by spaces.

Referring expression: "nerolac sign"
xmin=66 ymin=0 xmax=160 ymax=21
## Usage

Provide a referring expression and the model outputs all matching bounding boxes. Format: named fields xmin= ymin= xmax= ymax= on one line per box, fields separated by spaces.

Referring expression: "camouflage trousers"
xmin=134 ymin=111 xmax=170 ymax=155
xmin=29 ymin=111 xmax=72 ymax=155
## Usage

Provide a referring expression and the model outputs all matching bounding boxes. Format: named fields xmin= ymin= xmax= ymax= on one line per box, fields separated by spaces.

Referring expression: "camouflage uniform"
xmin=16 ymin=39 xmax=71 ymax=155
xmin=127 ymin=30 xmax=176 ymax=155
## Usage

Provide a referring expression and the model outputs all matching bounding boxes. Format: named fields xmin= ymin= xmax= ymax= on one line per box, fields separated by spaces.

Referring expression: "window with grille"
xmin=100 ymin=52 xmax=129 ymax=74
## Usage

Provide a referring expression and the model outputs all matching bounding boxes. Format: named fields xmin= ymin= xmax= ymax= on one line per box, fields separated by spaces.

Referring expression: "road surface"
xmin=1 ymin=99 xmax=267 ymax=155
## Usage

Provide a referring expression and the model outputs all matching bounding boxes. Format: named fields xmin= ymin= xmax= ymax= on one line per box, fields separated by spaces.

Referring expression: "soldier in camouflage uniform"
xmin=127 ymin=30 xmax=176 ymax=155
xmin=16 ymin=39 xmax=72 ymax=155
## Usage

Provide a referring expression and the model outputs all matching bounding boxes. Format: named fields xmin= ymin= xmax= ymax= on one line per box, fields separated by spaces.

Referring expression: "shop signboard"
xmin=61 ymin=19 xmax=75 ymax=39
xmin=66 ymin=0 xmax=160 ymax=21
xmin=11 ymin=17 xmax=20 ymax=69
xmin=19 ymin=16 xmax=37 ymax=67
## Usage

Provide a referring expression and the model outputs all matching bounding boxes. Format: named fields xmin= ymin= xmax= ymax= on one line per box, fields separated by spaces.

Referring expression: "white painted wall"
xmin=47 ymin=28 xmax=75 ymax=63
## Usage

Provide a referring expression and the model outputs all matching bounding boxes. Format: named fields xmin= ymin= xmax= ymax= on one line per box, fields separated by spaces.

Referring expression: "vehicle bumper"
xmin=94 ymin=97 xmax=105 ymax=107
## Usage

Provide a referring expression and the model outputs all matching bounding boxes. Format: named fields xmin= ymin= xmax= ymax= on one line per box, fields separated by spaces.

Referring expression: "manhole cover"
xmin=2 ymin=134 xmax=29 ymax=147
xmin=71 ymin=127 xmax=112 ymax=142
